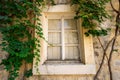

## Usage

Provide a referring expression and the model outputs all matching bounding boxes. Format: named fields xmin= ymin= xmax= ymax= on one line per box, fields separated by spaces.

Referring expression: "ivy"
xmin=71 ymin=0 xmax=120 ymax=80
xmin=24 ymin=69 xmax=33 ymax=78
xmin=71 ymin=0 xmax=110 ymax=36
xmin=0 ymin=0 xmax=112 ymax=80
xmin=0 ymin=0 xmax=46 ymax=80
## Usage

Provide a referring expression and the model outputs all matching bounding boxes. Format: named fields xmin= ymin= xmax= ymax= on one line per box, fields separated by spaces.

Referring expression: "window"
xmin=33 ymin=5 xmax=96 ymax=75
xmin=47 ymin=14 xmax=80 ymax=61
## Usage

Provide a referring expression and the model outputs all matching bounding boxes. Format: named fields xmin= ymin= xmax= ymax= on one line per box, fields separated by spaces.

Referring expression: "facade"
xmin=0 ymin=0 xmax=120 ymax=80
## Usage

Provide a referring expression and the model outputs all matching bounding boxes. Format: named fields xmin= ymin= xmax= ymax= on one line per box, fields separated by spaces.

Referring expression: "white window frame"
xmin=47 ymin=14 xmax=80 ymax=60
xmin=33 ymin=5 xmax=96 ymax=75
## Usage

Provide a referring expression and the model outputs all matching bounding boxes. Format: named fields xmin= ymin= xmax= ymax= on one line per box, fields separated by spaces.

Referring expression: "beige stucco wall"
xmin=0 ymin=0 xmax=120 ymax=80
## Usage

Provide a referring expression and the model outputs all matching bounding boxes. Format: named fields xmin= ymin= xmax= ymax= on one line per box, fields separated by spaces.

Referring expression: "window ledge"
xmin=33 ymin=64 xmax=96 ymax=75
xmin=33 ymin=5 xmax=96 ymax=75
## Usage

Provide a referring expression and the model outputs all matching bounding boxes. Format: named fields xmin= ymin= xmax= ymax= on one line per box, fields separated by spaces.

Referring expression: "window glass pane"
xmin=65 ymin=32 xmax=79 ymax=44
xmin=48 ymin=46 xmax=61 ymax=60
xmin=47 ymin=17 xmax=79 ymax=61
xmin=48 ymin=32 xmax=61 ymax=44
xmin=64 ymin=19 xmax=77 ymax=30
xmin=48 ymin=19 xmax=61 ymax=30
xmin=65 ymin=46 xmax=79 ymax=60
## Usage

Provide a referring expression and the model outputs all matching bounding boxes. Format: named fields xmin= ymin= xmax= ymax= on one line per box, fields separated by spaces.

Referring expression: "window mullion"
xmin=61 ymin=16 xmax=65 ymax=60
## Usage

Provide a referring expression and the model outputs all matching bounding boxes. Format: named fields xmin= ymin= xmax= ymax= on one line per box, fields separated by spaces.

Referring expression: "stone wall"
xmin=0 ymin=0 xmax=120 ymax=80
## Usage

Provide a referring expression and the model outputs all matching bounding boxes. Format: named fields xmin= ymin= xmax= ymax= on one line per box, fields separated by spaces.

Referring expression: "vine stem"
xmin=23 ymin=61 xmax=27 ymax=80
xmin=108 ymin=26 xmax=118 ymax=80
xmin=94 ymin=35 xmax=117 ymax=80
xmin=94 ymin=0 xmax=120 ymax=80
xmin=108 ymin=12 xmax=119 ymax=80
xmin=108 ymin=0 xmax=120 ymax=79
xmin=94 ymin=37 xmax=105 ymax=80
xmin=110 ymin=0 xmax=119 ymax=13
xmin=94 ymin=51 xmax=106 ymax=80
xmin=94 ymin=32 xmax=119 ymax=80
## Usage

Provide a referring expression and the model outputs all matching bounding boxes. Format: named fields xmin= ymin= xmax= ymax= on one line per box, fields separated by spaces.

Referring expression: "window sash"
xmin=47 ymin=16 xmax=80 ymax=60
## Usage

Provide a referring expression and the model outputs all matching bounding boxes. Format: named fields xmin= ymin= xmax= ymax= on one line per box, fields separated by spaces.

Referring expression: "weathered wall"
xmin=0 ymin=0 xmax=120 ymax=80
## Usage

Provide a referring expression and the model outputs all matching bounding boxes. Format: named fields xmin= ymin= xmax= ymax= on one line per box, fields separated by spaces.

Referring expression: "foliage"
xmin=0 ymin=0 xmax=45 ymax=80
xmin=71 ymin=0 xmax=110 ymax=36
xmin=24 ymin=69 xmax=33 ymax=78
xmin=71 ymin=0 xmax=120 ymax=80
xmin=0 ymin=0 xmax=115 ymax=80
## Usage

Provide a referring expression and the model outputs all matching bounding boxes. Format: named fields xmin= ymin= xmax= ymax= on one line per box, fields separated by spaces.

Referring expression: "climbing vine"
xmin=71 ymin=0 xmax=110 ymax=36
xmin=71 ymin=0 xmax=120 ymax=80
xmin=0 ymin=0 xmax=46 ymax=80
xmin=0 ymin=0 xmax=119 ymax=80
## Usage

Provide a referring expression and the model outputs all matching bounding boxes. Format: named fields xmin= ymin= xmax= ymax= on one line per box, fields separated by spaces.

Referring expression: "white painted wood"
xmin=48 ymin=44 xmax=61 ymax=46
xmin=48 ymin=19 xmax=62 ymax=60
xmin=65 ymin=44 xmax=79 ymax=46
xmin=77 ymin=19 xmax=84 ymax=63
xmin=48 ymin=30 xmax=61 ymax=32
xmin=64 ymin=18 xmax=79 ymax=60
xmin=65 ymin=30 xmax=77 ymax=32
xmin=61 ymin=17 xmax=65 ymax=60
xmin=47 ymin=15 xmax=79 ymax=60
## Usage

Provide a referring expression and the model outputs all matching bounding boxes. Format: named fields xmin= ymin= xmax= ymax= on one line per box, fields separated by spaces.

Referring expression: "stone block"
xmin=114 ymin=60 xmax=120 ymax=66
xmin=113 ymin=71 xmax=120 ymax=80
